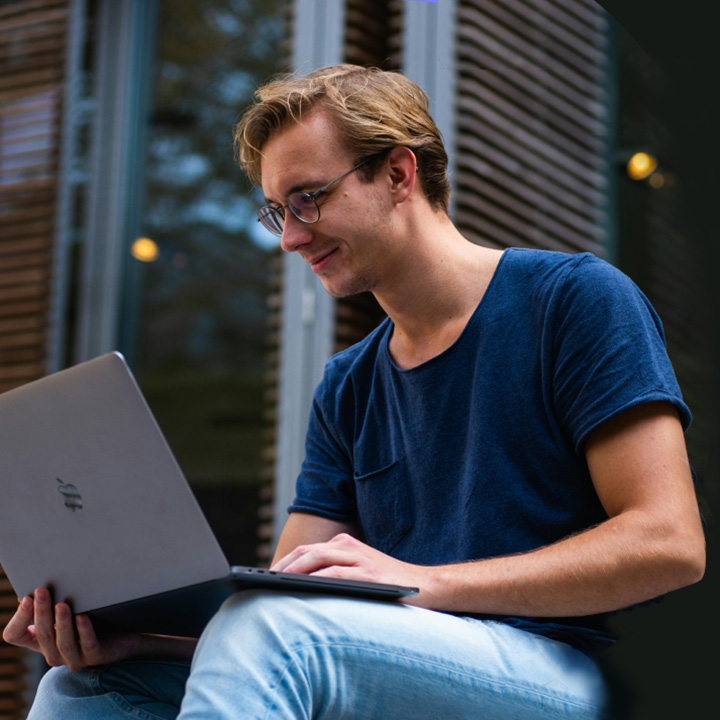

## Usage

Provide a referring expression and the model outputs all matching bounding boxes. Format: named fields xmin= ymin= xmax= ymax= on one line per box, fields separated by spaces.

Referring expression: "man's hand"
xmin=2 ymin=588 xmax=144 ymax=670
xmin=271 ymin=533 xmax=433 ymax=607
xmin=2 ymin=587 xmax=195 ymax=671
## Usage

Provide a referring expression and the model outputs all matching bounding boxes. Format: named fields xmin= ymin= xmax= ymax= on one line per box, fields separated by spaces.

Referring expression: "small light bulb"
xmin=131 ymin=237 xmax=160 ymax=262
xmin=627 ymin=152 xmax=659 ymax=181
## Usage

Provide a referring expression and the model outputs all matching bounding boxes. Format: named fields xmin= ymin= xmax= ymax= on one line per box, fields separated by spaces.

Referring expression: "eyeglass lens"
xmin=288 ymin=193 xmax=319 ymax=222
xmin=258 ymin=206 xmax=284 ymax=235
xmin=258 ymin=192 xmax=320 ymax=236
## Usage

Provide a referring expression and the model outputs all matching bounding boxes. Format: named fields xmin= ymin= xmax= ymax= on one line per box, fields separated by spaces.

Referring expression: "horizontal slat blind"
xmin=454 ymin=0 xmax=611 ymax=256
xmin=0 ymin=1 xmax=69 ymax=715
xmin=0 ymin=0 xmax=67 ymax=391
xmin=344 ymin=0 xmax=402 ymax=71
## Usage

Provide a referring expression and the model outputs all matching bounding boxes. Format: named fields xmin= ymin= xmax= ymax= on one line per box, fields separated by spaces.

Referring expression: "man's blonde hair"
xmin=234 ymin=64 xmax=450 ymax=213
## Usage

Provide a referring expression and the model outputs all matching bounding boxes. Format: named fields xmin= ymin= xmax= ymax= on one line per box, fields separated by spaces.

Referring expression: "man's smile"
xmin=306 ymin=247 xmax=339 ymax=272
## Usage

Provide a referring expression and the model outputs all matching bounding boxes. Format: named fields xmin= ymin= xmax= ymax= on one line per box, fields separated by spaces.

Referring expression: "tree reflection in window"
xmin=130 ymin=0 xmax=288 ymax=565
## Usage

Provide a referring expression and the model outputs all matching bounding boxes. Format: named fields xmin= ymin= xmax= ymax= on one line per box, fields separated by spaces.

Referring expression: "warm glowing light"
xmin=648 ymin=172 xmax=665 ymax=189
xmin=131 ymin=237 xmax=159 ymax=262
xmin=627 ymin=152 xmax=659 ymax=181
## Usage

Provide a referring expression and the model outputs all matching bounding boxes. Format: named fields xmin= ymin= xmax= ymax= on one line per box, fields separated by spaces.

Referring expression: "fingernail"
xmin=35 ymin=589 xmax=46 ymax=603
xmin=21 ymin=596 xmax=32 ymax=610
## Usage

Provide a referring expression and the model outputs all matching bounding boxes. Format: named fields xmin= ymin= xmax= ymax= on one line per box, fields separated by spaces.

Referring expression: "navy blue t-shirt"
xmin=289 ymin=249 xmax=690 ymax=651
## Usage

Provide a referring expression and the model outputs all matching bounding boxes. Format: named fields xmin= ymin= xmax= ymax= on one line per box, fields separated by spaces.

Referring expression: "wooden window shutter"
xmin=0 ymin=0 xmax=71 ymax=715
xmin=454 ymin=0 xmax=612 ymax=257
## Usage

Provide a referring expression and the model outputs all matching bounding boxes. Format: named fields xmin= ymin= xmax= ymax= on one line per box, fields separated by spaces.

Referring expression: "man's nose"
xmin=280 ymin=214 xmax=314 ymax=254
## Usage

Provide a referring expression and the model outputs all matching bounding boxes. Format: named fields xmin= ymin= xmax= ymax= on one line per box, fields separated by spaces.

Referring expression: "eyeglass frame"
xmin=256 ymin=154 xmax=381 ymax=237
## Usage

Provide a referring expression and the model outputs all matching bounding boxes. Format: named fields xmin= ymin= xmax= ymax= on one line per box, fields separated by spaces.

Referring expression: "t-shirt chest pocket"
xmin=354 ymin=456 xmax=412 ymax=555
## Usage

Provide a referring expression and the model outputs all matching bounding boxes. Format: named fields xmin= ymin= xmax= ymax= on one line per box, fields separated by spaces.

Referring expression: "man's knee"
xmin=202 ymin=590 xmax=322 ymax=649
xmin=195 ymin=590 xmax=361 ymax=678
xmin=28 ymin=665 xmax=93 ymax=718
xmin=35 ymin=665 xmax=82 ymax=696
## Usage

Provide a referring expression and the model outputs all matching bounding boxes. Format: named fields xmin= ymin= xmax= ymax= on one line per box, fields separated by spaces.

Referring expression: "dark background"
xmin=593 ymin=1 xmax=718 ymax=717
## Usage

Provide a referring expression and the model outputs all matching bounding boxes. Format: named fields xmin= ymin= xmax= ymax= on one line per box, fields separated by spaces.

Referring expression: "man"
xmin=6 ymin=64 xmax=705 ymax=719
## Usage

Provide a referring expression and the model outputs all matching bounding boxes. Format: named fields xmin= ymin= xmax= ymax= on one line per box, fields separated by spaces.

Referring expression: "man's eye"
xmin=294 ymin=193 xmax=315 ymax=207
xmin=289 ymin=193 xmax=317 ymax=214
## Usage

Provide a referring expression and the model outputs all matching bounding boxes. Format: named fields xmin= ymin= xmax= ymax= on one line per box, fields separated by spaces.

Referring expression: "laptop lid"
xmin=0 ymin=352 xmax=231 ymax=613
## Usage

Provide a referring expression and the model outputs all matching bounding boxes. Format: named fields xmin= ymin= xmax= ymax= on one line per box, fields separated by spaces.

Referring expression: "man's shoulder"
xmin=501 ymin=248 xmax=635 ymax=304
xmin=503 ymin=247 xmax=610 ymax=276
xmin=324 ymin=316 xmax=392 ymax=383
xmin=312 ymin=317 xmax=392 ymax=422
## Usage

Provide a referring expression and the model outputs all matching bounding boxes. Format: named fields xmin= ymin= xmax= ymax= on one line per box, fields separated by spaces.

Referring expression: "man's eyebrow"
xmin=263 ymin=178 xmax=330 ymax=205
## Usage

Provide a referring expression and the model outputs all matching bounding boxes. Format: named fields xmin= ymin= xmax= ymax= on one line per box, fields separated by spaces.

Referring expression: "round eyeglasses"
xmin=257 ymin=156 xmax=374 ymax=236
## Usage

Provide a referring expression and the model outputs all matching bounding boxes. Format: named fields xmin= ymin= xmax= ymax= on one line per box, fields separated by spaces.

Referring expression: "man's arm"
xmin=272 ymin=402 xmax=706 ymax=616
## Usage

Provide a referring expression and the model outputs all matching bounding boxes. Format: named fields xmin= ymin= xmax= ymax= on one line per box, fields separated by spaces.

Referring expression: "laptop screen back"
xmin=0 ymin=353 xmax=230 ymax=613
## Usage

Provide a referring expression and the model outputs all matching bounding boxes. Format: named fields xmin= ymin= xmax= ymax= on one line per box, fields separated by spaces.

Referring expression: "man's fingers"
xmin=270 ymin=544 xmax=307 ymax=572
xmin=272 ymin=534 xmax=362 ymax=573
xmin=2 ymin=596 xmax=37 ymax=649
xmin=309 ymin=565 xmax=365 ymax=580
xmin=279 ymin=546 xmax=358 ymax=575
xmin=54 ymin=604 xmax=84 ymax=670
xmin=75 ymin=614 xmax=102 ymax=663
xmin=31 ymin=588 xmax=64 ymax=667
xmin=2 ymin=591 xmax=105 ymax=671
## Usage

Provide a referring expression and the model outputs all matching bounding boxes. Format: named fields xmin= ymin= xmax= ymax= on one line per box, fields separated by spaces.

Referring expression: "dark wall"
xmin=593 ymin=2 xmax=719 ymax=718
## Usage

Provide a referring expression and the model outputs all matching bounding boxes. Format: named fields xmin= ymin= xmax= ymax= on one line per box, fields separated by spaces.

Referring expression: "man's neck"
xmin=374 ymin=216 xmax=503 ymax=370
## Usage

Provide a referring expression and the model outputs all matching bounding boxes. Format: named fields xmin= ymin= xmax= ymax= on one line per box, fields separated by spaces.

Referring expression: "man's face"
xmin=260 ymin=110 xmax=394 ymax=298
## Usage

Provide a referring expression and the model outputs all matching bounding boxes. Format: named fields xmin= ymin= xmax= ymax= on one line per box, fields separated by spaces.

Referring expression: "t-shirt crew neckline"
xmin=382 ymin=247 xmax=511 ymax=374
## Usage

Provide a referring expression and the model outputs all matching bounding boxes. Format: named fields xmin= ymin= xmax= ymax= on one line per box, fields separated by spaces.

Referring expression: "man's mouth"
xmin=308 ymin=248 xmax=337 ymax=270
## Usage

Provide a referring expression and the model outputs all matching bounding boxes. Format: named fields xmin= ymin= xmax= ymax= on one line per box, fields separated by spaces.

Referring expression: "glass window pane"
xmin=126 ymin=0 xmax=286 ymax=565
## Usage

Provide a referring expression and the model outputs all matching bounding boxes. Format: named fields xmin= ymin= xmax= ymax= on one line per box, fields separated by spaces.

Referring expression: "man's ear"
xmin=385 ymin=146 xmax=417 ymax=205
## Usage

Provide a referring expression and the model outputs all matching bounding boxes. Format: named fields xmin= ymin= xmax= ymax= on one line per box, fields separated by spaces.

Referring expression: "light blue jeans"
xmin=28 ymin=591 xmax=607 ymax=719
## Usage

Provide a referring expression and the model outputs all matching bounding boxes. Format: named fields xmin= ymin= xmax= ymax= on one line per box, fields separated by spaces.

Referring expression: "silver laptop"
xmin=0 ymin=352 xmax=416 ymax=637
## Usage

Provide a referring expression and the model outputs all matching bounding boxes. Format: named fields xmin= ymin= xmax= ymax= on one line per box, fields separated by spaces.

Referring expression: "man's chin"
xmin=323 ymin=285 xmax=354 ymax=300
xmin=320 ymin=276 xmax=374 ymax=299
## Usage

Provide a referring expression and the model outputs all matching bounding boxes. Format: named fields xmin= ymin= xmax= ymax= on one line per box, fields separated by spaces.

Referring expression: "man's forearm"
xmin=416 ymin=510 xmax=705 ymax=616
xmin=273 ymin=506 xmax=704 ymax=619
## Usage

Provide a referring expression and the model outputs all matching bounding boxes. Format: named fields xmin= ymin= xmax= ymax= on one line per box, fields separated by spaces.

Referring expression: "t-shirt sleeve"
xmin=288 ymin=369 xmax=357 ymax=521
xmin=551 ymin=255 xmax=691 ymax=454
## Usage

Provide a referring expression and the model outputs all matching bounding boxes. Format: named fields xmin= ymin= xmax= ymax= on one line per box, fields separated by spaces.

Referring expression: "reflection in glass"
xmin=126 ymin=0 xmax=287 ymax=564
